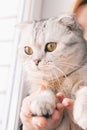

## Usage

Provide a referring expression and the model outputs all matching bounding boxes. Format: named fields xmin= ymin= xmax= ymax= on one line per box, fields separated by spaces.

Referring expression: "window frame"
xmin=1 ymin=0 xmax=43 ymax=130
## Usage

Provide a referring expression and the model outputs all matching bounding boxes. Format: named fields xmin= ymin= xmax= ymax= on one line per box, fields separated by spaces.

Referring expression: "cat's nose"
xmin=34 ymin=59 xmax=41 ymax=66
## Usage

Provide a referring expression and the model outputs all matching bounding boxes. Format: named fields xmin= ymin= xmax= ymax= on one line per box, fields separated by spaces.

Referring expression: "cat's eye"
xmin=45 ymin=42 xmax=57 ymax=52
xmin=24 ymin=46 xmax=33 ymax=55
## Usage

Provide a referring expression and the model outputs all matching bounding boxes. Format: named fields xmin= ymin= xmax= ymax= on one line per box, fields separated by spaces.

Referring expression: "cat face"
xmin=18 ymin=14 xmax=86 ymax=81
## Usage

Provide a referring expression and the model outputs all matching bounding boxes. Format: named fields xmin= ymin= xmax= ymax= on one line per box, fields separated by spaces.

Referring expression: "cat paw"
xmin=29 ymin=90 xmax=56 ymax=117
xmin=74 ymin=106 xmax=87 ymax=129
xmin=73 ymin=87 xmax=87 ymax=129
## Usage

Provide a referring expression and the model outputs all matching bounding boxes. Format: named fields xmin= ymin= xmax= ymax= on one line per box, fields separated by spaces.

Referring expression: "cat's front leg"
xmin=73 ymin=87 xmax=87 ymax=129
xmin=29 ymin=89 xmax=57 ymax=117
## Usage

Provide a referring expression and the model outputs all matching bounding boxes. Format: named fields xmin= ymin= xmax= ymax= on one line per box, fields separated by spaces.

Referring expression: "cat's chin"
xmin=28 ymin=69 xmax=61 ymax=83
xmin=29 ymin=71 xmax=50 ymax=79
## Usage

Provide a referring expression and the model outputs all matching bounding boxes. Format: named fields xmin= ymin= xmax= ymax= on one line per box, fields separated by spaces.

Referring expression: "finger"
xmin=20 ymin=109 xmax=31 ymax=124
xmin=51 ymin=109 xmax=61 ymax=121
xmin=20 ymin=109 xmax=47 ymax=128
xmin=56 ymin=92 xmax=66 ymax=102
xmin=62 ymin=98 xmax=74 ymax=116
xmin=32 ymin=116 xmax=47 ymax=128
xmin=21 ymin=97 xmax=32 ymax=116
xmin=62 ymin=98 xmax=75 ymax=122
xmin=57 ymin=103 xmax=64 ymax=113
xmin=62 ymin=98 xmax=74 ymax=110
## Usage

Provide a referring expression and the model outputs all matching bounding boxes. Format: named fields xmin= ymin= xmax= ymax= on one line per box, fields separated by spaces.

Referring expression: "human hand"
xmin=56 ymin=92 xmax=76 ymax=124
xmin=20 ymin=88 xmax=64 ymax=130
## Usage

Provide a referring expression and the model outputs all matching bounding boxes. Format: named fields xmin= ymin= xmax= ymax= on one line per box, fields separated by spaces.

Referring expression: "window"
xmin=0 ymin=0 xmax=23 ymax=130
xmin=0 ymin=0 xmax=43 ymax=129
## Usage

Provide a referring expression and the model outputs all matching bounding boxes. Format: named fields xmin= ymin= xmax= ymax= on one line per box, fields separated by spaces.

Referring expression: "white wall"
xmin=29 ymin=0 xmax=75 ymax=20
xmin=41 ymin=0 xmax=74 ymax=19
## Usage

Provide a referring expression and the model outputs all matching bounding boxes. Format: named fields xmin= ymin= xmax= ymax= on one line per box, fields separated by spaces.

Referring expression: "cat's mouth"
xmin=31 ymin=64 xmax=52 ymax=72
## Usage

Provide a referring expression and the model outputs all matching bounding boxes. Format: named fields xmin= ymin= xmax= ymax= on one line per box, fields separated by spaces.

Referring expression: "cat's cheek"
xmin=23 ymin=60 xmax=37 ymax=71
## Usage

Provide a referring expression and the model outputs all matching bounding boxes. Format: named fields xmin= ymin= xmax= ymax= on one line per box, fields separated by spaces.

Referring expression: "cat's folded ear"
xmin=58 ymin=13 xmax=79 ymax=30
xmin=15 ymin=21 xmax=33 ymax=30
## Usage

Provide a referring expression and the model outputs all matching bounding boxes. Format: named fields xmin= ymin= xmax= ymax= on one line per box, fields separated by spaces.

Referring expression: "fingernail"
xmin=56 ymin=93 xmax=65 ymax=102
xmin=32 ymin=118 xmax=46 ymax=128
xmin=65 ymin=102 xmax=70 ymax=106
xmin=32 ymin=118 xmax=39 ymax=124
xmin=63 ymin=101 xmax=70 ymax=107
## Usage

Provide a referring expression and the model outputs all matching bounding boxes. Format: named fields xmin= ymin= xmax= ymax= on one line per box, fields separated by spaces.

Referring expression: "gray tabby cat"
xmin=19 ymin=14 xmax=87 ymax=130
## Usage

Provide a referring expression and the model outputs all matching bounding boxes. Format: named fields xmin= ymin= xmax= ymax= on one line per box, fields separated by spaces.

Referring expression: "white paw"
xmin=73 ymin=87 xmax=87 ymax=129
xmin=29 ymin=90 xmax=56 ymax=117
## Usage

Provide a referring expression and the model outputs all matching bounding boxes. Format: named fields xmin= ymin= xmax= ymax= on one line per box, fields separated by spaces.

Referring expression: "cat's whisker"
xmin=48 ymin=63 xmax=67 ymax=77
xmin=48 ymin=58 xmax=80 ymax=69
xmin=57 ymin=62 xmax=79 ymax=69
xmin=40 ymin=63 xmax=69 ymax=78
xmin=48 ymin=64 xmax=72 ymax=89
xmin=47 ymin=56 xmax=80 ymax=72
